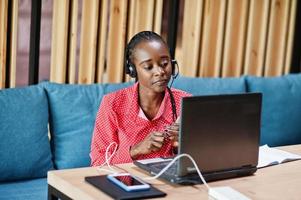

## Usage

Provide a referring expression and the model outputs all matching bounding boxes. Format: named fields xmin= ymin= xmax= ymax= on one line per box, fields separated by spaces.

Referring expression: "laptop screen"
xmin=178 ymin=93 xmax=262 ymax=176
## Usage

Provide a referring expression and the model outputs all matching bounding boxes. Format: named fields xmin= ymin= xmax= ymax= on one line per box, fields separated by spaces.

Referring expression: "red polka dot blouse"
xmin=90 ymin=82 xmax=191 ymax=166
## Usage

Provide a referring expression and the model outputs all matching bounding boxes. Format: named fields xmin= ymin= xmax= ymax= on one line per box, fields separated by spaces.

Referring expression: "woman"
xmin=90 ymin=31 xmax=190 ymax=166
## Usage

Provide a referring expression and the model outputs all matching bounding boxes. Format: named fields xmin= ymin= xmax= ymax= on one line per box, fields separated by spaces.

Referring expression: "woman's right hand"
xmin=130 ymin=131 xmax=165 ymax=159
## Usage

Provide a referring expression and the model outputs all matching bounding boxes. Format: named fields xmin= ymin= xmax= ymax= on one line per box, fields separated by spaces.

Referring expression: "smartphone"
xmin=107 ymin=173 xmax=150 ymax=192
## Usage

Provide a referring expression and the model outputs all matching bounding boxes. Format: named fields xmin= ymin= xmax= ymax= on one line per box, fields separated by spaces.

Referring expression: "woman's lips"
xmin=153 ymin=79 xmax=168 ymax=85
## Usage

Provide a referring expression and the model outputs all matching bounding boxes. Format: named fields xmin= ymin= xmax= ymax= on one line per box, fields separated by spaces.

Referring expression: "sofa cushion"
xmin=0 ymin=178 xmax=47 ymax=200
xmin=246 ymin=74 xmax=301 ymax=146
xmin=43 ymin=82 xmax=131 ymax=169
xmin=172 ymin=76 xmax=247 ymax=95
xmin=0 ymin=85 xmax=53 ymax=181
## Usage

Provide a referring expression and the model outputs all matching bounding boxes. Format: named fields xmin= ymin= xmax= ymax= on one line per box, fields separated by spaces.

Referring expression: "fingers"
xmin=149 ymin=132 xmax=164 ymax=151
xmin=165 ymin=123 xmax=179 ymax=148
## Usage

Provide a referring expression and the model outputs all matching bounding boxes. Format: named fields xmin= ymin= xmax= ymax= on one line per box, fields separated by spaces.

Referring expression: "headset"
xmin=125 ymin=55 xmax=180 ymax=122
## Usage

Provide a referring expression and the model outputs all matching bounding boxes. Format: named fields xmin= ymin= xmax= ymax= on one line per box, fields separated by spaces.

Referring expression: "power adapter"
xmin=208 ymin=186 xmax=251 ymax=200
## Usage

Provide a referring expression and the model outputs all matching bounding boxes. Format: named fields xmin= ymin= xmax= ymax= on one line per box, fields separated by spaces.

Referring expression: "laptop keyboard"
xmin=151 ymin=161 xmax=178 ymax=176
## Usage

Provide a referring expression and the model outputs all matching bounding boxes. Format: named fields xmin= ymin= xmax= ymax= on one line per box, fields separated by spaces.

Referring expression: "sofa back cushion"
xmin=0 ymin=85 xmax=53 ymax=181
xmin=172 ymin=76 xmax=247 ymax=95
xmin=43 ymin=82 xmax=132 ymax=169
xmin=246 ymin=74 xmax=301 ymax=146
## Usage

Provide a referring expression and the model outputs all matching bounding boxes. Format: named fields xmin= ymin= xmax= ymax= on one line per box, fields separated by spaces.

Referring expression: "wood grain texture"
xmin=107 ymin=0 xmax=128 ymax=83
xmin=0 ymin=0 xmax=8 ymax=89
xmin=78 ymin=0 xmax=99 ymax=84
xmin=67 ymin=0 xmax=78 ymax=84
xmin=181 ymin=0 xmax=203 ymax=77
xmin=48 ymin=145 xmax=301 ymax=200
xmin=50 ymin=0 xmax=70 ymax=83
xmin=199 ymin=0 xmax=226 ymax=77
xmin=222 ymin=0 xmax=249 ymax=77
xmin=244 ymin=0 xmax=269 ymax=76
xmin=264 ymin=0 xmax=290 ymax=76
xmin=284 ymin=0 xmax=296 ymax=74
xmin=96 ymin=0 xmax=108 ymax=83
xmin=8 ymin=0 xmax=19 ymax=88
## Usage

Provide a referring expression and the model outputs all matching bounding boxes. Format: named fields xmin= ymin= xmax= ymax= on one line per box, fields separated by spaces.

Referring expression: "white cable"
xmin=97 ymin=142 xmax=118 ymax=173
xmin=142 ymin=153 xmax=210 ymax=190
xmin=97 ymin=142 xmax=210 ymax=190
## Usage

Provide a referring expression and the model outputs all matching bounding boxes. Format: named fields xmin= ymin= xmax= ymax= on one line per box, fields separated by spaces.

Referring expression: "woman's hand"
xmin=130 ymin=131 xmax=165 ymax=159
xmin=165 ymin=122 xmax=179 ymax=148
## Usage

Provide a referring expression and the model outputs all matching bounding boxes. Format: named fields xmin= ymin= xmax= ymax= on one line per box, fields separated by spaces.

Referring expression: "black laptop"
xmin=134 ymin=93 xmax=262 ymax=185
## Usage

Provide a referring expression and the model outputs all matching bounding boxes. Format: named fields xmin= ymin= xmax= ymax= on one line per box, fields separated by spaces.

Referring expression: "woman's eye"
xmin=144 ymin=65 xmax=152 ymax=70
xmin=160 ymin=62 xmax=169 ymax=67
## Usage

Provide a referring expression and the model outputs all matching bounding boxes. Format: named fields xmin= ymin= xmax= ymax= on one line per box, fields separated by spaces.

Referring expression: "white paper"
xmin=136 ymin=157 xmax=172 ymax=165
xmin=257 ymin=145 xmax=301 ymax=168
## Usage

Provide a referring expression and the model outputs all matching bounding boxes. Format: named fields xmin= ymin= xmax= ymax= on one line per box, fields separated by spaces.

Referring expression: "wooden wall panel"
xmin=0 ymin=0 xmax=8 ymax=89
xmin=67 ymin=0 xmax=78 ymax=84
xmin=96 ymin=0 xmax=108 ymax=83
xmin=181 ymin=0 xmax=203 ymax=77
xmin=127 ymin=0 xmax=155 ymax=40
xmin=107 ymin=0 xmax=128 ymax=83
xmin=284 ymin=0 xmax=297 ymax=74
xmin=153 ymin=0 xmax=163 ymax=34
xmin=8 ymin=0 xmax=19 ymax=88
xmin=199 ymin=0 xmax=226 ymax=77
xmin=78 ymin=0 xmax=99 ymax=84
xmin=222 ymin=0 xmax=249 ymax=77
xmin=264 ymin=0 xmax=290 ymax=76
xmin=244 ymin=0 xmax=269 ymax=76
xmin=50 ymin=0 xmax=70 ymax=83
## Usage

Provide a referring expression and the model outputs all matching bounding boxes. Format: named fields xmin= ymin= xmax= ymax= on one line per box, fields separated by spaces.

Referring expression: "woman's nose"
xmin=154 ymin=65 xmax=165 ymax=75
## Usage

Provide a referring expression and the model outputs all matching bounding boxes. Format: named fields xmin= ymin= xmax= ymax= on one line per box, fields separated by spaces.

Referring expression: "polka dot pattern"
xmin=90 ymin=82 xmax=191 ymax=166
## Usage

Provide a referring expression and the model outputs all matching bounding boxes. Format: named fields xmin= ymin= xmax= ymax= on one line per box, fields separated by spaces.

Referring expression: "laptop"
xmin=134 ymin=93 xmax=262 ymax=185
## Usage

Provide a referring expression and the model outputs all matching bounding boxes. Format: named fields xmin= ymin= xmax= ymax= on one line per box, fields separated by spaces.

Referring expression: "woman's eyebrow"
xmin=160 ymin=55 xmax=170 ymax=59
xmin=139 ymin=59 xmax=152 ymax=65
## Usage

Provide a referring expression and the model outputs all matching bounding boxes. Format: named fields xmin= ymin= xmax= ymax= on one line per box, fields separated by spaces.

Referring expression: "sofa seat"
xmin=0 ymin=178 xmax=47 ymax=200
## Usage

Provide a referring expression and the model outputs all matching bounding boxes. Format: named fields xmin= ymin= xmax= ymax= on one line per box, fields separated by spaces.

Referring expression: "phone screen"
xmin=115 ymin=175 xmax=145 ymax=186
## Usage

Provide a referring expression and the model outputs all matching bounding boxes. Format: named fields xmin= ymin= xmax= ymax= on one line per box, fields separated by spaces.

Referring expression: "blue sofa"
xmin=0 ymin=74 xmax=301 ymax=199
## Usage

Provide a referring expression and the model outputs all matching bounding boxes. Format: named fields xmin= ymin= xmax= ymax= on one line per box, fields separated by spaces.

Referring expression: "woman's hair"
xmin=125 ymin=31 xmax=169 ymax=76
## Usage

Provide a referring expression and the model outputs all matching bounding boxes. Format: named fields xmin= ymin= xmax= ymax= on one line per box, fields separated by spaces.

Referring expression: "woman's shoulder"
xmin=102 ymin=84 xmax=135 ymax=106
xmin=170 ymin=87 xmax=192 ymax=98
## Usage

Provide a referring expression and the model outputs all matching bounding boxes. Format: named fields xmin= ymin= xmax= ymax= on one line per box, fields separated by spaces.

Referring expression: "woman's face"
xmin=132 ymin=40 xmax=172 ymax=93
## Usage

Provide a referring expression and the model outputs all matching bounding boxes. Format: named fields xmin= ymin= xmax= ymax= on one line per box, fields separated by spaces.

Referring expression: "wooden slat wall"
xmin=8 ymin=0 xmax=19 ymax=88
xmin=106 ymin=0 xmax=128 ymax=83
xmin=178 ymin=0 xmax=297 ymax=78
xmin=284 ymin=0 xmax=297 ymax=74
xmin=50 ymin=0 xmax=70 ymax=83
xmin=265 ymin=0 xmax=291 ymax=76
xmin=1 ymin=0 xmax=299 ymax=89
xmin=244 ymin=0 xmax=269 ymax=76
xmin=96 ymin=0 xmax=108 ymax=83
xmin=0 ymin=0 xmax=8 ymax=89
xmin=181 ymin=0 xmax=203 ymax=77
xmin=78 ymin=0 xmax=99 ymax=84
xmin=67 ymin=0 xmax=78 ymax=84
xmin=222 ymin=0 xmax=249 ymax=77
xmin=199 ymin=0 xmax=226 ymax=77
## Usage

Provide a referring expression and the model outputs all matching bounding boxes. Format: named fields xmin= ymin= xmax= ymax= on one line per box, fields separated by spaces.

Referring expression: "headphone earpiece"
xmin=171 ymin=59 xmax=179 ymax=79
xmin=126 ymin=59 xmax=137 ymax=78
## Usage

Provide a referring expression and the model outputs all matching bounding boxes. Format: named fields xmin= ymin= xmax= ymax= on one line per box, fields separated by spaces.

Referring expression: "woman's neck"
xmin=138 ymin=86 xmax=165 ymax=120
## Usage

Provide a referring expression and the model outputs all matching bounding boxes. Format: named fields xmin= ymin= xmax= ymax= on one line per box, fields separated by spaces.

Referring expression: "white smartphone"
xmin=107 ymin=173 xmax=150 ymax=192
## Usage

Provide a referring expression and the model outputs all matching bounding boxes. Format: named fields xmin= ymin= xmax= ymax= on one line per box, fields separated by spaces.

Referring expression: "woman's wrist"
xmin=130 ymin=144 xmax=140 ymax=159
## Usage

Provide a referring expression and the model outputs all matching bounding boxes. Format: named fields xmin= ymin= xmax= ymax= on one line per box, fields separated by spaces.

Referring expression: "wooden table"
xmin=48 ymin=145 xmax=301 ymax=200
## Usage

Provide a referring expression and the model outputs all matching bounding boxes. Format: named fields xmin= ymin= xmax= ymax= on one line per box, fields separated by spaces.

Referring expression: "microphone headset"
xmin=125 ymin=55 xmax=179 ymax=122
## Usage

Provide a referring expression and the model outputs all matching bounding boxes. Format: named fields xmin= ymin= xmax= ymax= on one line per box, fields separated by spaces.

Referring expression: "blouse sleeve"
xmin=90 ymin=95 xmax=133 ymax=166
